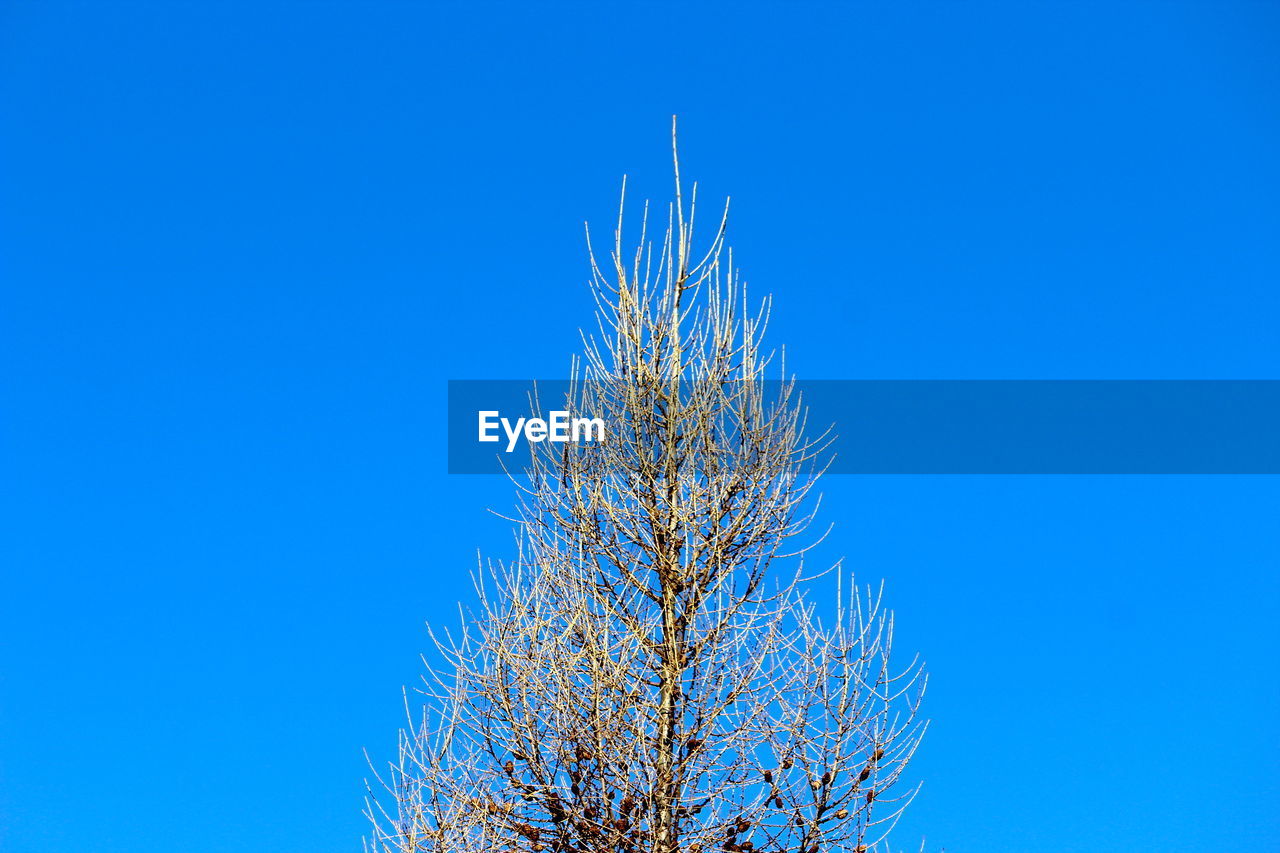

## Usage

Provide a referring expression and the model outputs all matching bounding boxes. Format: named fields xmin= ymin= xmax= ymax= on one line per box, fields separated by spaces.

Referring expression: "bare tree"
xmin=366 ymin=124 xmax=927 ymax=853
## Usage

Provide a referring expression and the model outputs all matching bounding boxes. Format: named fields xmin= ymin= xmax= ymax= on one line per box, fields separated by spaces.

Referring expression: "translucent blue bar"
xmin=447 ymin=380 xmax=1280 ymax=474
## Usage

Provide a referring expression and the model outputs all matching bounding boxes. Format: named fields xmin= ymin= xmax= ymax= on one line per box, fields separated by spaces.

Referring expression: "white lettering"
xmin=478 ymin=410 xmax=607 ymax=452
xmin=478 ymin=411 xmax=500 ymax=442
xmin=502 ymin=417 xmax=526 ymax=453
xmin=572 ymin=416 xmax=605 ymax=442
xmin=549 ymin=411 xmax=570 ymax=441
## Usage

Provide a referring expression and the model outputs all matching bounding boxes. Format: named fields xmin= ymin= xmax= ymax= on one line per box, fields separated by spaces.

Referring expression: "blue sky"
xmin=1 ymin=2 xmax=1277 ymax=851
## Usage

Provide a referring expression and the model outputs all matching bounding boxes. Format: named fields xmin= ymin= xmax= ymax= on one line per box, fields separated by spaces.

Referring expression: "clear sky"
xmin=2 ymin=2 xmax=1277 ymax=851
